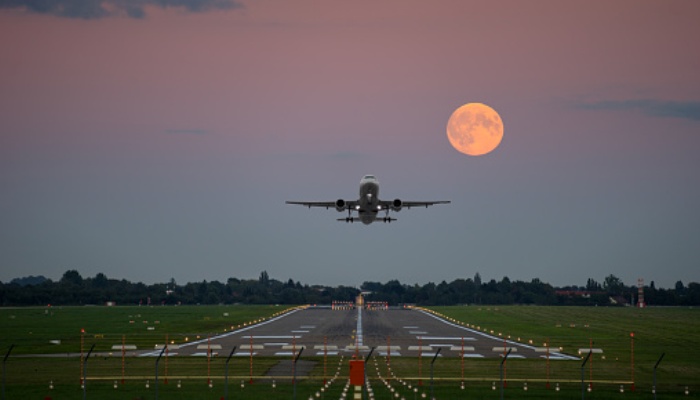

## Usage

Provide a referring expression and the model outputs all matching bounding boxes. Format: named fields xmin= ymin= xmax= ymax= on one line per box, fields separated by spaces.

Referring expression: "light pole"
xmin=500 ymin=348 xmax=512 ymax=400
xmin=224 ymin=346 xmax=236 ymax=400
xmin=653 ymin=352 xmax=665 ymax=400
xmin=2 ymin=344 xmax=15 ymax=400
xmin=581 ymin=350 xmax=592 ymax=400
xmin=293 ymin=348 xmax=304 ymax=400
xmin=154 ymin=345 xmax=167 ymax=400
xmin=82 ymin=344 xmax=95 ymax=400
xmin=430 ymin=348 xmax=441 ymax=400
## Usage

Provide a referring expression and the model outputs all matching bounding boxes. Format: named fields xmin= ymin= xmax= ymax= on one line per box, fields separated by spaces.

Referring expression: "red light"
xmin=630 ymin=332 xmax=634 ymax=337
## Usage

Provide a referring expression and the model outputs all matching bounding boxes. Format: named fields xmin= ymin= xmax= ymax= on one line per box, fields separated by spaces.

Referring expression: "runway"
xmin=142 ymin=306 xmax=576 ymax=360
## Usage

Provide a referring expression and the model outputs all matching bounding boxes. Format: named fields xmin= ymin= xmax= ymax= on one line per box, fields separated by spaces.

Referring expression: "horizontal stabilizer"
xmin=337 ymin=216 xmax=397 ymax=223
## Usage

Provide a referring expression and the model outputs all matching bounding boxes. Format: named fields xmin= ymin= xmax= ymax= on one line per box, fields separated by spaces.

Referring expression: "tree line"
xmin=1 ymin=270 xmax=698 ymax=307
xmin=362 ymin=273 xmax=700 ymax=306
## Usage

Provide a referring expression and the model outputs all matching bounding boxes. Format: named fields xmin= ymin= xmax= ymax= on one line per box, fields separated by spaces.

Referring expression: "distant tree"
xmin=60 ymin=270 xmax=83 ymax=286
xmin=603 ymin=274 xmax=624 ymax=295
xmin=499 ymin=276 xmax=511 ymax=287
xmin=675 ymin=280 xmax=685 ymax=294
xmin=259 ymin=271 xmax=270 ymax=286
xmin=9 ymin=275 xmax=48 ymax=286
xmin=473 ymin=272 xmax=482 ymax=287
xmin=586 ymin=278 xmax=602 ymax=291
xmin=3 ymin=269 xmax=699 ymax=307
xmin=280 ymin=287 xmax=304 ymax=304
xmin=416 ymin=282 xmax=436 ymax=305
xmin=687 ymin=283 xmax=700 ymax=305
xmin=361 ymin=281 xmax=383 ymax=293
xmin=471 ymin=274 xmax=481 ymax=304
xmin=92 ymin=273 xmax=108 ymax=288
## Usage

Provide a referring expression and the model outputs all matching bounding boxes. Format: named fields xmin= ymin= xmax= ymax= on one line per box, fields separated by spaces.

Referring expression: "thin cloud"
xmin=579 ymin=99 xmax=700 ymax=122
xmin=328 ymin=151 xmax=372 ymax=160
xmin=164 ymin=128 xmax=210 ymax=135
xmin=0 ymin=0 xmax=244 ymax=19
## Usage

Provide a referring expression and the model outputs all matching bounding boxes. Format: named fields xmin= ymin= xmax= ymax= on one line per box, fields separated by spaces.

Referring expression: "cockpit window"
xmin=364 ymin=175 xmax=376 ymax=180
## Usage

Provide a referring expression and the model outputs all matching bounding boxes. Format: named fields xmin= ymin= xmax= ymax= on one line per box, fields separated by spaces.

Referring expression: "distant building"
xmin=609 ymin=295 xmax=631 ymax=306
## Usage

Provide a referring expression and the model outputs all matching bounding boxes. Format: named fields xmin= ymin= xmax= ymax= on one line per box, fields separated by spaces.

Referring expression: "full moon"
xmin=446 ymin=103 xmax=504 ymax=156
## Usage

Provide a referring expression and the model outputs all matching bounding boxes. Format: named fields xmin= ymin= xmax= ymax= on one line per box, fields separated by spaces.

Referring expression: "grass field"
xmin=1 ymin=304 xmax=698 ymax=399
xmin=0 ymin=304 xmax=293 ymax=354
xmin=429 ymin=305 xmax=700 ymax=398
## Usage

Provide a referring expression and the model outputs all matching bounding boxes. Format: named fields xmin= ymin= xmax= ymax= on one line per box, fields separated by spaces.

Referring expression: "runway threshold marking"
xmin=415 ymin=309 xmax=580 ymax=361
xmin=138 ymin=308 xmax=303 ymax=357
xmin=242 ymin=335 xmax=301 ymax=339
xmin=544 ymin=355 xmax=573 ymax=360
xmin=233 ymin=352 xmax=257 ymax=356
xmin=191 ymin=352 xmax=218 ymax=357
xmin=418 ymin=336 xmax=475 ymax=341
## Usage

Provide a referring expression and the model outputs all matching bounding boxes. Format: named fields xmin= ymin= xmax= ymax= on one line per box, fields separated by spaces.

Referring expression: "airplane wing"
xmin=285 ymin=200 xmax=357 ymax=210
xmin=379 ymin=200 xmax=451 ymax=209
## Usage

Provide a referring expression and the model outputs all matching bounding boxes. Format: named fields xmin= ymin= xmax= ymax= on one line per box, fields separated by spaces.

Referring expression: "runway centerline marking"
xmin=356 ymin=306 xmax=363 ymax=347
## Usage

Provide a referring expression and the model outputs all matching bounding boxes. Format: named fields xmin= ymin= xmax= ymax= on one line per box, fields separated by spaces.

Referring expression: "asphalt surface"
xmin=145 ymin=307 xmax=577 ymax=360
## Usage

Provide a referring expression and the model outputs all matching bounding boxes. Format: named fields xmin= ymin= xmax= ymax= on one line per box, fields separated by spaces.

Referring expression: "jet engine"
xmin=335 ymin=199 xmax=346 ymax=212
xmin=391 ymin=199 xmax=403 ymax=212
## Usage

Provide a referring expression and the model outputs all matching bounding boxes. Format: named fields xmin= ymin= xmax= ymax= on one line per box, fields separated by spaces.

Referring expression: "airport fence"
xmin=2 ymin=341 xmax=696 ymax=399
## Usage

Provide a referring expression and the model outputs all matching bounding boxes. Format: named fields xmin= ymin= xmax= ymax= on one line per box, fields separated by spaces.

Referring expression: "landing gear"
xmin=383 ymin=209 xmax=392 ymax=223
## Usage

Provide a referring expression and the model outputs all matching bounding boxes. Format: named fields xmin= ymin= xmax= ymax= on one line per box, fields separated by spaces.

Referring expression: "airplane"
xmin=286 ymin=174 xmax=450 ymax=224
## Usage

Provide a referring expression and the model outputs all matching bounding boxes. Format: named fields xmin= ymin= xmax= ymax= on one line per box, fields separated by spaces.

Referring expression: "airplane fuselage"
xmin=357 ymin=175 xmax=380 ymax=224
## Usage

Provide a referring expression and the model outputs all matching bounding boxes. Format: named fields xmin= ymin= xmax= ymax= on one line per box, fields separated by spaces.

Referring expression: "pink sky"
xmin=1 ymin=0 xmax=699 ymax=288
